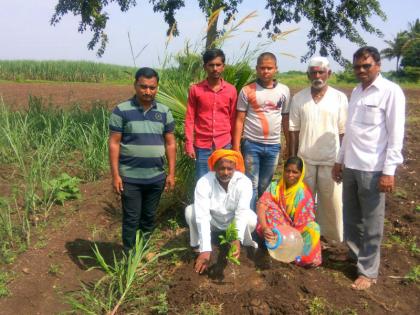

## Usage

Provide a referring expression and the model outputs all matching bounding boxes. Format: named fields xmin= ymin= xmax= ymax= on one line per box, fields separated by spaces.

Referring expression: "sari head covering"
xmin=256 ymin=156 xmax=321 ymax=266
xmin=208 ymin=149 xmax=245 ymax=173
xmin=273 ymin=157 xmax=306 ymax=219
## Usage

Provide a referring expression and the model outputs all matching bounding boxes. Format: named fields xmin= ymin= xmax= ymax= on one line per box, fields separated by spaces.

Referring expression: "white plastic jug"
xmin=265 ymin=225 xmax=304 ymax=263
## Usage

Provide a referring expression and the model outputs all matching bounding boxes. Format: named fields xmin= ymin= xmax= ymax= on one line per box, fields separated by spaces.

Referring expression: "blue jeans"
xmin=242 ymin=139 xmax=280 ymax=210
xmin=195 ymin=143 xmax=232 ymax=181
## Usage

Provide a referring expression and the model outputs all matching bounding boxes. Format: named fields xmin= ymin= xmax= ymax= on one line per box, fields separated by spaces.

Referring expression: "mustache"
xmin=312 ymin=79 xmax=324 ymax=85
xmin=216 ymin=175 xmax=231 ymax=182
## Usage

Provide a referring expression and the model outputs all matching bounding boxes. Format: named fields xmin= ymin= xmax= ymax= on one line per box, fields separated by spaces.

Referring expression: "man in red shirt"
xmin=184 ymin=49 xmax=238 ymax=180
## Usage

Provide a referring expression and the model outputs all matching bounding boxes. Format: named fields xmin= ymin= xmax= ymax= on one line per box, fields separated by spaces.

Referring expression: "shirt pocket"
xmin=364 ymin=106 xmax=384 ymax=125
xmin=354 ymin=105 xmax=384 ymax=126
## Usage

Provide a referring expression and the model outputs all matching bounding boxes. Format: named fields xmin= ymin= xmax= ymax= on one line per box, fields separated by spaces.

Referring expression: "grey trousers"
xmin=343 ymin=168 xmax=385 ymax=279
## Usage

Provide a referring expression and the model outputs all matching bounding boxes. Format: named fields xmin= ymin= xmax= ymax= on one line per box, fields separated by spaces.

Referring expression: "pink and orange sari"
xmin=256 ymin=165 xmax=321 ymax=266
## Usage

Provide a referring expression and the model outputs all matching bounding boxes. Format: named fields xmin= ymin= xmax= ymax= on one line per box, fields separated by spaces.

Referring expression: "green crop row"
xmin=0 ymin=97 xmax=110 ymax=263
xmin=0 ymin=60 xmax=136 ymax=83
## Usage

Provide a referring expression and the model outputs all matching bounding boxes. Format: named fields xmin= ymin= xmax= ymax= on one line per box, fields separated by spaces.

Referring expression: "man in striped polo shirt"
xmin=109 ymin=67 xmax=176 ymax=251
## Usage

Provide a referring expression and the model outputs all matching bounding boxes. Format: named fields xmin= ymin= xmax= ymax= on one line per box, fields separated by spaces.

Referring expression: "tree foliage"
xmin=381 ymin=19 xmax=420 ymax=80
xmin=400 ymin=19 xmax=420 ymax=68
xmin=381 ymin=32 xmax=409 ymax=72
xmin=51 ymin=0 xmax=386 ymax=64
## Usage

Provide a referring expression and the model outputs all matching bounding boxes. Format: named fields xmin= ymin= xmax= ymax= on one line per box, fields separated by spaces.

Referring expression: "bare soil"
xmin=0 ymin=82 xmax=419 ymax=315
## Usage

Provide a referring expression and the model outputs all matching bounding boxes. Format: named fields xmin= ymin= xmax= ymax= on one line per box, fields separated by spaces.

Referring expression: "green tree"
xmin=401 ymin=19 xmax=420 ymax=68
xmin=381 ymin=32 xmax=409 ymax=72
xmin=51 ymin=0 xmax=386 ymax=65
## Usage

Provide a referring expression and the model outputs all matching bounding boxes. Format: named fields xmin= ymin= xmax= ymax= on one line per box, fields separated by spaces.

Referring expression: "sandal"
xmin=351 ymin=275 xmax=377 ymax=290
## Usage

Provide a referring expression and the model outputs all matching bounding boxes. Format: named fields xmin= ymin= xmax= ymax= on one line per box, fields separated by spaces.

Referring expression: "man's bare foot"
xmin=351 ymin=275 xmax=377 ymax=290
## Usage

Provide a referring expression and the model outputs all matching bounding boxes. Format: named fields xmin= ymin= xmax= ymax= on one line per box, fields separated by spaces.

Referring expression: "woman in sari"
xmin=256 ymin=156 xmax=321 ymax=266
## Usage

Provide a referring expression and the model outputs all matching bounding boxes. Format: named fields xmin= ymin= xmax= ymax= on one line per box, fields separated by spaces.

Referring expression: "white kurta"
xmin=289 ymin=86 xmax=348 ymax=165
xmin=289 ymin=86 xmax=348 ymax=242
xmin=185 ymin=171 xmax=257 ymax=252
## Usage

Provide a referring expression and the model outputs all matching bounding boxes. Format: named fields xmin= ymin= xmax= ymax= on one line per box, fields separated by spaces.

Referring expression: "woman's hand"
xmin=263 ymin=227 xmax=276 ymax=242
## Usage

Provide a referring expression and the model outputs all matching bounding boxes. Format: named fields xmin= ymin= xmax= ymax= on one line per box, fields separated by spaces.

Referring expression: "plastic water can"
xmin=265 ymin=225 xmax=304 ymax=263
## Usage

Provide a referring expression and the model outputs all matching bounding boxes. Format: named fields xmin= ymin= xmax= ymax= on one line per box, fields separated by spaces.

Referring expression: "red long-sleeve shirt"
xmin=184 ymin=79 xmax=237 ymax=154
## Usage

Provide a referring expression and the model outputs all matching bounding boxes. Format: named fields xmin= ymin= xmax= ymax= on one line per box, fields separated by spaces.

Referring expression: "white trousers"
xmin=184 ymin=205 xmax=258 ymax=249
xmin=304 ymin=163 xmax=343 ymax=242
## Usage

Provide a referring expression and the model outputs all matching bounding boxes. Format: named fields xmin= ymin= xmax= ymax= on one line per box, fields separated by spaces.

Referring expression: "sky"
xmin=0 ymin=0 xmax=418 ymax=72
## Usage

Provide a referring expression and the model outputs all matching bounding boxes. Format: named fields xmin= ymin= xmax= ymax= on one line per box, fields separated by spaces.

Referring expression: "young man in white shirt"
xmin=289 ymin=57 xmax=348 ymax=243
xmin=332 ymin=46 xmax=405 ymax=290
xmin=185 ymin=149 xmax=257 ymax=274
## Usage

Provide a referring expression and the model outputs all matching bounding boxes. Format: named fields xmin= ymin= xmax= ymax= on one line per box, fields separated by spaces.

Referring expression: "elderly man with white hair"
xmin=288 ymin=57 xmax=348 ymax=243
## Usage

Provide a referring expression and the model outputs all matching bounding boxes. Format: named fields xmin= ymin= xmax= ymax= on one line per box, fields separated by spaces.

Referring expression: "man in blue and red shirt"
xmin=184 ymin=49 xmax=237 ymax=181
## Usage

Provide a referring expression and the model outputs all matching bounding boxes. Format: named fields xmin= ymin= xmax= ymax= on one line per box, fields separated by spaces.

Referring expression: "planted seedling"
xmin=218 ymin=220 xmax=240 ymax=265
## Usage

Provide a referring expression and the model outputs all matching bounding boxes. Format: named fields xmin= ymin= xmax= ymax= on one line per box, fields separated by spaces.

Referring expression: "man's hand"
xmin=112 ymin=175 xmax=124 ymax=194
xmin=232 ymin=145 xmax=241 ymax=152
xmin=194 ymin=251 xmax=211 ymax=274
xmin=186 ymin=150 xmax=196 ymax=159
xmin=165 ymin=174 xmax=175 ymax=192
xmin=282 ymin=146 xmax=289 ymax=160
xmin=231 ymin=240 xmax=241 ymax=260
xmin=263 ymin=227 xmax=276 ymax=242
xmin=332 ymin=163 xmax=343 ymax=183
xmin=378 ymin=175 xmax=395 ymax=193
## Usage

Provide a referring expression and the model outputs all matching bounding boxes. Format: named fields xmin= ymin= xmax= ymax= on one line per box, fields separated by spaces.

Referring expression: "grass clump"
xmin=48 ymin=263 xmax=62 ymax=276
xmin=0 ymin=271 xmax=11 ymax=298
xmin=67 ymin=231 xmax=185 ymax=314
xmin=404 ymin=265 xmax=420 ymax=283
xmin=186 ymin=302 xmax=223 ymax=315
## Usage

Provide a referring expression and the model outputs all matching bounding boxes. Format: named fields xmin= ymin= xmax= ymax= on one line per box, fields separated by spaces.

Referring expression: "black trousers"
xmin=121 ymin=180 xmax=165 ymax=250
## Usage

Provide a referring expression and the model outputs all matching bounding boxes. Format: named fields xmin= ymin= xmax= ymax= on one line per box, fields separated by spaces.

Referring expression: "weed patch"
xmin=67 ymin=232 xmax=185 ymax=314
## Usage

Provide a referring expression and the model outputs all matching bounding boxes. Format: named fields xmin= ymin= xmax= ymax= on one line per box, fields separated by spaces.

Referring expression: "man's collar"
xmin=359 ymin=73 xmax=383 ymax=91
xmin=256 ymin=78 xmax=278 ymax=89
xmin=131 ymin=95 xmax=157 ymax=110
xmin=370 ymin=73 xmax=385 ymax=88
xmin=203 ymin=78 xmax=225 ymax=90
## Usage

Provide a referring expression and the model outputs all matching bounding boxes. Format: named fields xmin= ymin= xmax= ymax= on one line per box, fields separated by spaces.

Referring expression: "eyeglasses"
xmin=353 ymin=64 xmax=373 ymax=71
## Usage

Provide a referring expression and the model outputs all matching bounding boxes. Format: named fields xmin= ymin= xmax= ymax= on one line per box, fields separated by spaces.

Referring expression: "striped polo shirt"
xmin=109 ymin=96 xmax=175 ymax=184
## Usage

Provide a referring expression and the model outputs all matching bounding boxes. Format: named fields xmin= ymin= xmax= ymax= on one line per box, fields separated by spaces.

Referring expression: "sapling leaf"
xmin=219 ymin=220 xmax=241 ymax=265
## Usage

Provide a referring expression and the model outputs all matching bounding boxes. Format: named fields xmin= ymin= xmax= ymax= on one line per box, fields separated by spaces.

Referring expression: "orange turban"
xmin=207 ymin=149 xmax=245 ymax=173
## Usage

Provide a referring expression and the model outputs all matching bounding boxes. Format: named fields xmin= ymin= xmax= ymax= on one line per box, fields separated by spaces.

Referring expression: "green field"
xmin=1 ymin=59 xmax=418 ymax=88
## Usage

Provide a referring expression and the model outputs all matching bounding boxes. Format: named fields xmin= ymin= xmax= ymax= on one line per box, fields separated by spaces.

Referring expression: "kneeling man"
xmin=185 ymin=149 xmax=257 ymax=274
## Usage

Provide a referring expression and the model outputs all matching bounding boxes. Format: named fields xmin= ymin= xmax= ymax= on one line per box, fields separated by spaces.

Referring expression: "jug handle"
xmin=264 ymin=228 xmax=282 ymax=250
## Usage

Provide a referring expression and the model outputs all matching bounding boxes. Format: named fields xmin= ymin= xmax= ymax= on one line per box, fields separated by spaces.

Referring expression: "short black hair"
xmin=353 ymin=46 xmax=381 ymax=64
xmin=284 ymin=156 xmax=303 ymax=172
xmin=202 ymin=48 xmax=225 ymax=64
xmin=257 ymin=52 xmax=277 ymax=65
xmin=135 ymin=67 xmax=159 ymax=83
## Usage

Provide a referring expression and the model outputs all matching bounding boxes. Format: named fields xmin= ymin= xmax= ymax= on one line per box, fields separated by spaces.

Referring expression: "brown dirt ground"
xmin=0 ymin=82 xmax=419 ymax=315
xmin=0 ymin=81 xmax=132 ymax=110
